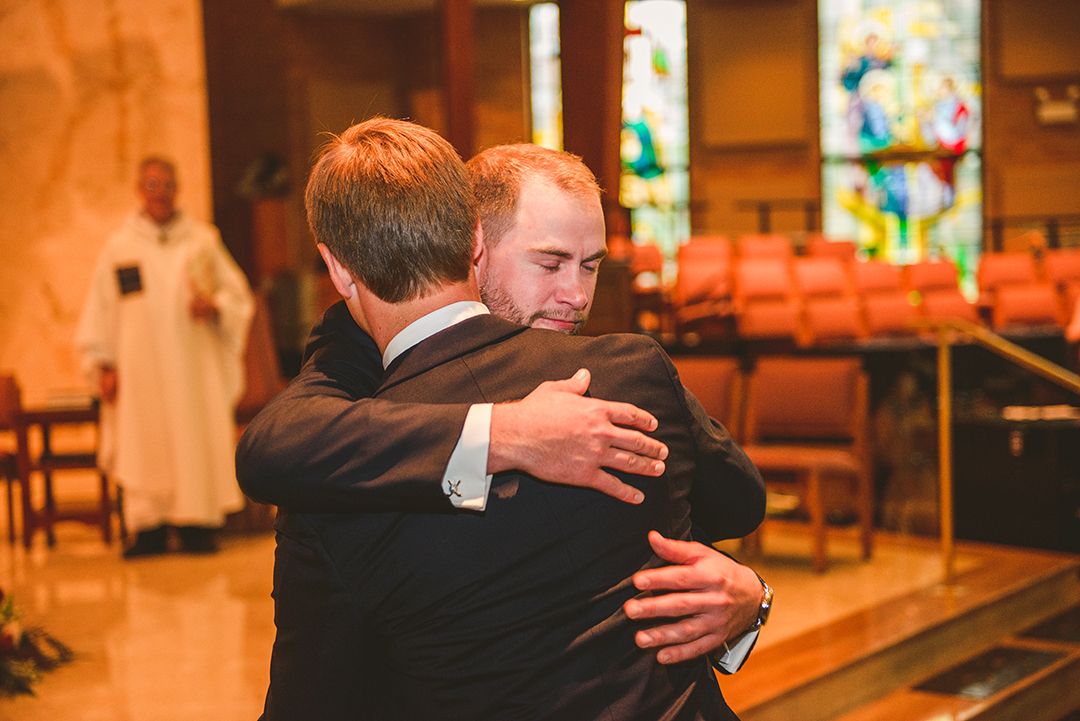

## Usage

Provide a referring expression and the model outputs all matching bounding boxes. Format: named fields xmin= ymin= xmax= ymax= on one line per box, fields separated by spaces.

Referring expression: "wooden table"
xmin=15 ymin=402 xmax=118 ymax=549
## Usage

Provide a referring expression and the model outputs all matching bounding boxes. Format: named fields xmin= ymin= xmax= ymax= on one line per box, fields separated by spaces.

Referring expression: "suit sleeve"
xmin=236 ymin=353 xmax=471 ymax=513
xmin=665 ymin=359 xmax=766 ymax=542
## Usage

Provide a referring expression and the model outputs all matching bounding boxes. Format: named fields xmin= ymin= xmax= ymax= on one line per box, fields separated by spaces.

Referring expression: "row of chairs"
xmin=673 ymin=354 xmax=873 ymax=572
xmin=677 ymin=247 xmax=973 ymax=344
xmin=655 ymin=234 xmax=1080 ymax=343
xmin=977 ymin=248 xmax=1080 ymax=328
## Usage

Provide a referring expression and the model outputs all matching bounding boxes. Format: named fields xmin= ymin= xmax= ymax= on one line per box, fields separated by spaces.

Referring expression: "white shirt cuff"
xmin=442 ymin=403 xmax=493 ymax=511
xmin=713 ymin=628 xmax=759 ymax=674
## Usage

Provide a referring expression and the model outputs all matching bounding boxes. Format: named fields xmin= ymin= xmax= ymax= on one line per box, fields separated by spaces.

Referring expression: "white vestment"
xmin=76 ymin=209 xmax=255 ymax=531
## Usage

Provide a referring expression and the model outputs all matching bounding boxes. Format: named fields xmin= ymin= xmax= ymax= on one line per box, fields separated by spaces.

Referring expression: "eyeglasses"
xmin=141 ymin=178 xmax=176 ymax=192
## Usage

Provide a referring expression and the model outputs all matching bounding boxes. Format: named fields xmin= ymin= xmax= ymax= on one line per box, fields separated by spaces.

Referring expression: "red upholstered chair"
xmin=673 ymin=243 xmax=732 ymax=307
xmin=671 ymin=356 xmax=744 ymax=440
xmin=793 ymin=257 xmax=850 ymax=297
xmin=852 ymin=259 xmax=903 ymax=294
xmin=738 ymin=234 xmax=794 ymax=259
xmin=732 ymin=258 xmax=802 ymax=341
xmin=976 ymin=251 xmax=1060 ymax=328
xmin=993 ymin=284 xmax=1062 ymax=328
xmin=905 ymin=260 xmax=979 ymax=323
xmin=672 ymin=238 xmax=734 ymax=335
xmin=739 ymin=357 xmax=873 ymax=572
xmin=805 ymin=237 xmax=858 ymax=262
xmin=630 ymin=242 xmax=664 ymax=280
xmin=852 ymin=260 xmax=917 ymax=336
xmin=627 ymin=243 xmax=668 ymax=331
xmin=1044 ymin=248 xmax=1080 ymax=322
xmin=680 ymin=235 xmax=733 ymax=262
xmin=906 ymin=259 xmax=961 ymax=291
xmin=793 ymin=257 xmax=864 ymax=344
xmin=977 ymin=251 xmax=1038 ymax=303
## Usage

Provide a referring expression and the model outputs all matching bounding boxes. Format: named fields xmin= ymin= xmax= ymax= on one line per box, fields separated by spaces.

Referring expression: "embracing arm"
xmin=683 ymin=387 xmax=766 ymax=541
xmin=236 ymin=301 xmax=668 ymax=511
xmin=236 ymin=359 xmax=469 ymax=512
xmin=622 ymin=349 xmax=768 ymax=666
xmin=237 ymin=363 xmax=668 ymax=511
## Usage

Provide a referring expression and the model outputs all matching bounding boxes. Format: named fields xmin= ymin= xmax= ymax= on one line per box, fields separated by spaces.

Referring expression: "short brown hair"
xmin=140 ymin=156 xmax=177 ymax=177
xmin=466 ymin=144 xmax=601 ymax=248
xmin=305 ymin=117 xmax=477 ymax=303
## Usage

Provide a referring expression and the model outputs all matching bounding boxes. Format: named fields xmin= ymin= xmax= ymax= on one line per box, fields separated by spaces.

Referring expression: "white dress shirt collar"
xmin=382 ymin=301 xmax=489 ymax=369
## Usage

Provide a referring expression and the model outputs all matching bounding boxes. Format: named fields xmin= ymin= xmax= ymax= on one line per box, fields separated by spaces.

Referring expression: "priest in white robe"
xmin=76 ymin=157 xmax=255 ymax=557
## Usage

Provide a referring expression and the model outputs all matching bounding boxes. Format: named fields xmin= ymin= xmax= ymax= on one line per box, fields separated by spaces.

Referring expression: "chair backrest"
xmin=630 ymin=243 xmax=664 ymax=277
xmin=803 ymin=295 xmax=865 ymax=343
xmin=978 ymin=252 xmax=1038 ymax=296
xmin=1044 ymin=249 xmax=1080 ymax=285
xmin=733 ymin=258 xmax=800 ymax=340
xmin=918 ymin=288 xmax=980 ymax=323
xmin=734 ymin=258 xmax=794 ymax=301
xmin=673 ymin=256 xmax=731 ymax=307
xmin=0 ymin=375 xmax=21 ymax=432
xmin=744 ymin=357 xmax=867 ymax=446
xmin=679 ymin=236 xmax=733 ymax=263
xmin=806 ymin=237 xmax=858 ymax=262
xmin=862 ymin=292 xmax=917 ymax=335
xmin=793 ymin=257 xmax=850 ymax=297
xmin=992 ymin=285 xmax=1061 ymax=327
xmin=852 ymin=260 xmax=903 ymax=294
xmin=905 ymin=260 xmax=960 ymax=292
xmin=738 ymin=234 xmax=793 ymax=259
xmin=671 ymin=356 xmax=743 ymax=440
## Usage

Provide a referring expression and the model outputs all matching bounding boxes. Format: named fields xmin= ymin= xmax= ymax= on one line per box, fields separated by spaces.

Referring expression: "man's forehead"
xmin=516 ymin=180 xmax=605 ymax=254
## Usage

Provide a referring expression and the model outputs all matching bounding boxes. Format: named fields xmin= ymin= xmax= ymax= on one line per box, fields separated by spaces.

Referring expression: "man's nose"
xmin=556 ymin=273 xmax=587 ymax=309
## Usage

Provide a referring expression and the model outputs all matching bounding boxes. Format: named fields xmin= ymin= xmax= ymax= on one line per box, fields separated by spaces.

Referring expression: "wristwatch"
xmin=749 ymin=572 xmax=773 ymax=631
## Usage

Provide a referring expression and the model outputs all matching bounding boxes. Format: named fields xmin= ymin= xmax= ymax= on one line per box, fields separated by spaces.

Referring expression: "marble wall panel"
xmin=0 ymin=0 xmax=211 ymax=404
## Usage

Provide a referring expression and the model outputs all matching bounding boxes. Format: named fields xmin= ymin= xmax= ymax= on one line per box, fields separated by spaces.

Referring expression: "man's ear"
xmin=318 ymin=243 xmax=357 ymax=300
xmin=473 ymin=220 xmax=488 ymax=278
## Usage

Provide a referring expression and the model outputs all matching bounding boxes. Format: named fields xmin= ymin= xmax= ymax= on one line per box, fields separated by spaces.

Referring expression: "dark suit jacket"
xmin=237 ymin=302 xmax=764 ymax=541
xmin=263 ymin=313 xmax=752 ymax=720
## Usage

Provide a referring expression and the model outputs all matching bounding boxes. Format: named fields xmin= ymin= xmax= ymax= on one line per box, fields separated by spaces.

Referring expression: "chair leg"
xmin=858 ymin=471 xmax=873 ymax=561
xmin=5 ymin=478 xmax=13 ymax=544
xmin=20 ymin=472 xmax=33 ymax=550
xmin=806 ymin=467 xmax=827 ymax=573
xmin=44 ymin=471 xmax=56 ymax=547
xmin=116 ymin=485 xmax=127 ymax=542
xmin=99 ymin=472 xmax=111 ymax=544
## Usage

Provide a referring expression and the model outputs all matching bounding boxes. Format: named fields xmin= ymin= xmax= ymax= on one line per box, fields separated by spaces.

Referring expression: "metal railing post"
xmin=937 ymin=326 xmax=956 ymax=586
xmin=913 ymin=316 xmax=1080 ymax=587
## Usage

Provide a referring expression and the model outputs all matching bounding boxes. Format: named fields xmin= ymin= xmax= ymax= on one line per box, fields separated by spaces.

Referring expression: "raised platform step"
xmin=834 ymin=604 xmax=1080 ymax=721
xmin=721 ymin=536 xmax=1080 ymax=721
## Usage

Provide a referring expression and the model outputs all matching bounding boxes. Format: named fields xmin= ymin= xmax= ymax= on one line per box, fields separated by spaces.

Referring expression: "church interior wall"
xmin=1 ymin=0 xmax=1078 ymax=403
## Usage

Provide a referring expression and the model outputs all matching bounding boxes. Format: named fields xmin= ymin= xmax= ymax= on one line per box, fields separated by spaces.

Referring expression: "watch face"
xmin=759 ymin=584 xmax=774 ymax=627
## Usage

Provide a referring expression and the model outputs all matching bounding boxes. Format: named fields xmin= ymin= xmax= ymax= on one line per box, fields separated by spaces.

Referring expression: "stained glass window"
xmin=819 ymin=0 xmax=982 ymax=293
xmin=621 ymin=0 xmax=689 ymax=260
xmin=528 ymin=1 xmax=689 ymax=262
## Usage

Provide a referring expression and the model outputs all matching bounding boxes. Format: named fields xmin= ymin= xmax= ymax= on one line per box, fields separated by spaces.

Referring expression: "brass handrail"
xmin=913 ymin=318 xmax=1080 ymax=585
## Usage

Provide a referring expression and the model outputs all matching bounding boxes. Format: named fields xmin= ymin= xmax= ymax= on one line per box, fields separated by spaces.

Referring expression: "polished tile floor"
xmin=0 ymin=526 xmax=276 ymax=721
xmin=0 ymin=513 xmax=979 ymax=721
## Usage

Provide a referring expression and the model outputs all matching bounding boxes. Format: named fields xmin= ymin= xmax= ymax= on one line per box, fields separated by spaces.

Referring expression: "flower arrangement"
xmin=0 ymin=588 xmax=73 ymax=696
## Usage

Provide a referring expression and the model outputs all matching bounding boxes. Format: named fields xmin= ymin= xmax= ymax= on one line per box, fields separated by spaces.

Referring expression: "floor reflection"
xmin=0 ymin=526 xmax=275 ymax=721
xmin=0 ymin=514 xmax=978 ymax=720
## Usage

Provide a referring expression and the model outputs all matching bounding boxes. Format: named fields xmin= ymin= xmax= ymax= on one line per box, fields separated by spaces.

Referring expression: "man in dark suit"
xmin=259 ymin=118 xmax=763 ymax=719
xmin=239 ymin=143 xmax=768 ymax=669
